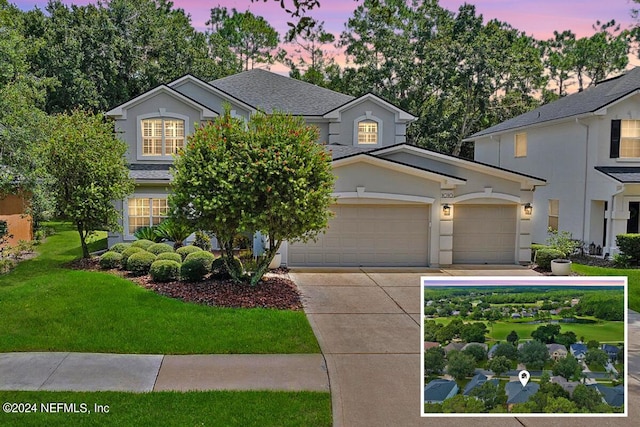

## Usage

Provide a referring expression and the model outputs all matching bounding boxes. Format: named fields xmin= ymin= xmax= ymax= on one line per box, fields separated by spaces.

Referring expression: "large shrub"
xmin=126 ymin=251 xmax=156 ymax=275
xmin=181 ymin=251 xmax=216 ymax=281
xmin=184 ymin=251 xmax=216 ymax=269
xmin=176 ymin=245 xmax=202 ymax=260
xmin=156 ymin=252 xmax=182 ymax=263
xmin=536 ymin=248 xmax=565 ymax=271
xmin=615 ymin=234 xmax=640 ymax=265
xmin=531 ymin=244 xmax=550 ymax=263
xmin=147 ymin=243 xmax=174 ymax=255
xmin=109 ymin=242 xmax=131 ymax=254
xmin=131 ymin=239 xmax=155 ymax=250
xmin=150 ymin=260 xmax=181 ymax=282
xmin=99 ymin=251 xmax=123 ymax=269
xmin=120 ymin=246 xmax=145 ymax=268
xmin=546 ymin=228 xmax=580 ymax=258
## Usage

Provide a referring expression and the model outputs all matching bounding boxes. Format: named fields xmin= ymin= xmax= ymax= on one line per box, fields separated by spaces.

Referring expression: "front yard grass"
xmin=571 ymin=263 xmax=640 ymax=312
xmin=0 ymin=223 xmax=319 ymax=354
xmin=0 ymin=390 xmax=332 ymax=427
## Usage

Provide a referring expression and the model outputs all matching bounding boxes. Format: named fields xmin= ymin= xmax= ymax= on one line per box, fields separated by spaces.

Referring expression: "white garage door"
xmin=453 ymin=204 xmax=516 ymax=264
xmin=288 ymin=205 xmax=430 ymax=267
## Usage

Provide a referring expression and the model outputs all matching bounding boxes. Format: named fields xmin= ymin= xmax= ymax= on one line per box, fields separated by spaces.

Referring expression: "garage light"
xmin=443 ymin=204 xmax=451 ymax=216
xmin=523 ymin=203 xmax=533 ymax=215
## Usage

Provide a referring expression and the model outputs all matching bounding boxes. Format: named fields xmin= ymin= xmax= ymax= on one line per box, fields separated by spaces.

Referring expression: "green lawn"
xmin=571 ymin=263 xmax=640 ymax=312
xmin=0 ymin=223 xmax=319 ymax=354
xmin=0 ymin=391 xmax=332 ymax=426
xmin=488 ymin=320 xmax=624 ymax=343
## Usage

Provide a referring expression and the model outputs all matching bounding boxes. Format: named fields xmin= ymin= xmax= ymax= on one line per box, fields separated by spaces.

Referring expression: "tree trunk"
xmin=77 ymin=223 xmax=90 ymax=258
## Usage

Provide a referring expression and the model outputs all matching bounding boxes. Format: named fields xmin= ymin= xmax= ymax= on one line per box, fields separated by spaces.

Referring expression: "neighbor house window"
xmin=141 ymin=118 xmax=185 ymax=156
xmin=620 ymin=120 xmax=640 ymax=158
xmin=358 ymin=120 xmax=378 ymax=144
xmin=128 ymin=197 xmax=168 ymax=235
xmin=548 ymin=199 xmax=559 ymax=231
xmin=515 ymin=133 xmax=527 ymax=157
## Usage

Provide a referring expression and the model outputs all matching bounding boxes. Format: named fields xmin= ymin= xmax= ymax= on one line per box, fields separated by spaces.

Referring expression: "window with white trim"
xmin=548 ymin=199 xmax=559 ymax=231
xmin=127 ymin=197 xmax=168 ymax=234
xmin=357 ymin=120 xmax=378 ymax=144
xmin=620 ymin=120 xmax=640 ymax=158
xmin=141 ymin=118 xmax=185 ymax=157
xmin=515 ymin=132 xmax=527 ymax=157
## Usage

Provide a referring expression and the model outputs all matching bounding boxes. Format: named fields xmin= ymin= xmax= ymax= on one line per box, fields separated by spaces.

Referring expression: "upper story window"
xmin=358 ymin=121 xmax=378 ymax=144
xmin=515 ymin=132 xmax=527 ymax=157
xmin=141 ymin=118 xmax=185 ymax=156
xmin=620 ymin=120 xmax=640 ymax=158
xmin=548 ymin=199 xmax=559 ymax=231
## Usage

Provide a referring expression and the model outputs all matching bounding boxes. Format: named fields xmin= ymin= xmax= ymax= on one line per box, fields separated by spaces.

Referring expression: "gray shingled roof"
xmin=469 ymin=67 xmax=640 ymax=139
xmin=463 ymin=374 xmax=499 ymax=396
xmin=209 ymin=69 xmax=354 ymax=116
xmin=588 ymin=384 xmax=624 ymax=406
xmin=505 ymin=381 xmax=539 ymax=404
xmin=324 ymin=144 xmax=377 ymax=160
xmin=595 ymin=167 xmax=640 ymax=183
xmin=424 ymin=379 xmax=458 ymax=402
xmin=129 ymin=164 xmax=172 ymax=181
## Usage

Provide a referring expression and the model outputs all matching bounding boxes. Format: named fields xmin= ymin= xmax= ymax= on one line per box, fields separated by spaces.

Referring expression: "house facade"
xmin=470 ymin=67 xmax=640 ymax=254
xmin=107 ymin=69 xmax=544 ymax=267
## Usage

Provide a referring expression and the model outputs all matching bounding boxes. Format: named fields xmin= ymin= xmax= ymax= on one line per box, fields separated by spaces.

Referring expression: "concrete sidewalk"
xmin=0 ymin=353 xmax=329 ymax=392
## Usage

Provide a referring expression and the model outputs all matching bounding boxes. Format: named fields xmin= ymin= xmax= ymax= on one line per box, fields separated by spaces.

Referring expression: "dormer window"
xmin=142 ymin=118 xmax=185 ymax=156
xmin=358 ymin=121 xmax=378 ymax=144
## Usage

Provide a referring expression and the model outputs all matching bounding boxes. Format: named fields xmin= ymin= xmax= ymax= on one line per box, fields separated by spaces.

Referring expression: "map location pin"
xmin=519 ymin=370 xmax=530 ymax=387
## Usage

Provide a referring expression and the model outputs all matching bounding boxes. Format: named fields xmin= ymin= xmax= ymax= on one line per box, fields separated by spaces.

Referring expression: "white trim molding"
xmin=332 ymin=189 xmax=434 ymax=204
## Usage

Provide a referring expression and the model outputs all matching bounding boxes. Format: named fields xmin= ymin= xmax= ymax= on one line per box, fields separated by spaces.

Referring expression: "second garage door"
xmin=288 ymin=204 xmax=430 ymax=267
xmin=453 ymin=204 xmax=517 ymax=264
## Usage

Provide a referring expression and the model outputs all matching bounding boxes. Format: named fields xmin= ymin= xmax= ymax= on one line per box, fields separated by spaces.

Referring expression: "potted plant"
xmin=546 ymin=228 xmax=580 ymax=275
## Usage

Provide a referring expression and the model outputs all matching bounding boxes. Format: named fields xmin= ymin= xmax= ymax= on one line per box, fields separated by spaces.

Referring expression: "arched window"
xmin=353 ymin=112 xmax=382 ymax=147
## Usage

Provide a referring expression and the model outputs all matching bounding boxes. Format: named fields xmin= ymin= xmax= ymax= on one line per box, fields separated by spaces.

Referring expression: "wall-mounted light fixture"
xmin=443 ymin=204 xmax=451 ymax=216
xmin=523 ymin=203 xmax=533 ymax=215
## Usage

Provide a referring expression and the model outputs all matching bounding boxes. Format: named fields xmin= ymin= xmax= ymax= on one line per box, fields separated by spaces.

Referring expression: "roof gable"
xmin=169 ymin=74 xmax=256 ymax=113
xmin=106 ymin=85 xmax=218 ymax=120
xmin=208 ymin=69 xmax=354 ymax=116
xmin=323 ymin=93 xmax=416 ymax=122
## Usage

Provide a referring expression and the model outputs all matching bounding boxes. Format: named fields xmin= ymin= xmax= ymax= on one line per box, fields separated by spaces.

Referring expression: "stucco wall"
xmin=328 ymin=99 xmax=406 ymax=147
xmin=0 ymin=194 xmax=33 ymax=245
xmin=171 ymin=80 xmax=252 ymax=119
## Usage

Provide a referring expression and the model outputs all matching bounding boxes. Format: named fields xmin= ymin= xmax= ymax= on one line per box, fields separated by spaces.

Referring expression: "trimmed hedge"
xmin=126 ymin=251 xmax=157 ymax=275
xmin=150 ymin=260 xmax=181 ymax=282
xmin=120 ymin=246 xmax=145 ymax=268
xmin=184 ymin=251 xmax=216 ymax=270
xmin=147 ymin=243 xmax=174 ymax=255
xmin=531 ymin=244 xmax=550 ymax=263
xmin=131 ymin=239 xmax=155 ymax=250
xmin=99 ymin=251 xmax=122 ymax=269
xmin=535 ymin=248 xmax=565 ymax=271
xmin=616 ymin=234 xmax=640 ymax=265
xmin=156 ymin=252 xmax=182 ymax=263
xmin=181 ymin=251 xmax=216 ymax=282
xmin=109 ymin=243 xmax=131 ymax=254
xmin=176 ymin=245 xmax=202 ymax=260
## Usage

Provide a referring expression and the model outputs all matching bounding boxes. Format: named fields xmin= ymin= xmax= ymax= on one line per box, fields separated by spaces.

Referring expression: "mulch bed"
xmin=68 ymin=257 xmax=303 ymax=310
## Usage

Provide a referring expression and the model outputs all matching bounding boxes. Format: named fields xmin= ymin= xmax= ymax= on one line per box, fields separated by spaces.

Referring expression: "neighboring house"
xmin=587 ymin=384 xmax=624 ymax=407
xmin=487 ymin=343 xmax=499 ymax=359
xmin=463 ymin=373 xmax=498 ymax=396
xmin=551 ymin=376 xmax=580 ymax=396
xmin=601 ymin=344 xmax=620 ymax=361
xmin=505 ymin=381 xmax=540 ymax=408
xmin=469 ymin=67 xmax=640 ymax=254
xmin=511 ymin=313 xmax=521 ymax=319
xmin=461 ymin=342 xmax=488 ymax=352
xmin=443 ymin=342 xmax=465 ymax=354
xmin=424 ymin=379 xmax=459 ymax=404
xmin=424 ymin=341 xmax=440 ymax=351
xmin=106 ymin=69 xmax=544 ymax=267
xmin=570 ymin=343 xmax=587 ymax=361
xmin=0 ymin=191 xmax=33 ymax=246
xmin=547 ymin=343 xmax=568 ymax=361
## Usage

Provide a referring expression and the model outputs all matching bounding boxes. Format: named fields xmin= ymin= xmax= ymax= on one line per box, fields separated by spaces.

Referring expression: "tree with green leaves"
xmin=487 ymin=355 xmax=511 ymax=377
xmin=585 ymin=348 xmax=609 ymax=368
xmin=518 ymin=340 xmax=550 ymax=370
xmin=446 ymin=350 xmax=476 ymax=380
xmin=552 ymin=355 xmax=582 ymax=381
xmin=424 ymin=347 xmax=446 ymax=375
xmin=506 ymin=330 xmax=519 ymax=346
xmin=471 ymin=380 xmax=506 ymax=411
xmin=531 ymin=324 xmax=561 ymax=344
xmin=462 ymin=344 xmax=486 ymax=362
xmin=460 ymin=322 xmax=488 ymax=343
xmin=41 ymin=110 xmax=134 ymax=258
xmin=441 ymin=394 xmax=486 ymax=413
xmin=493 ymin=342 xmax=518 ymax=360
xmin=572 ymin=384 xmax=603 ymax=412
xmin=285 ymin=21 xmax=337 ymax=87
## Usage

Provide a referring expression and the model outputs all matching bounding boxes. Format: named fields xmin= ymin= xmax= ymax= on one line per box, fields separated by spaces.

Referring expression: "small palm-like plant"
xmin=134 ymin=226 xmax=163 ymax=243
xmin=154 ymin=219 xmax=193 ymax=249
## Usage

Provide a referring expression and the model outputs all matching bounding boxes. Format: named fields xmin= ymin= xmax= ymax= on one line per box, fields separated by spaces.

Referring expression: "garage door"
xmin=453 ymin=204 xmax=516 ymax=264
xmin=288 ymin=205 xmax=429 ymax=266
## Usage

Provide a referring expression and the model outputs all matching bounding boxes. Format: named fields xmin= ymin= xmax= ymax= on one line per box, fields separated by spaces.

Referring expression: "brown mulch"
xmin=68 ymin=256 xmax=302 ymax=310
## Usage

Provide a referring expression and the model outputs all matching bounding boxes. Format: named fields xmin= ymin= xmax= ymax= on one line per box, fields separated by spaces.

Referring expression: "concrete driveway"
xmin=290 ymin=267 xmax=639 ymax=427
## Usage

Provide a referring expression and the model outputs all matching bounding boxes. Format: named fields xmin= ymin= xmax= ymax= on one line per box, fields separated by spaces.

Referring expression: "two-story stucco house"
xmin=470 ymin=67 xmax=640 ymax=255
xmin=106 ymin=69 xmax=544 ymax=267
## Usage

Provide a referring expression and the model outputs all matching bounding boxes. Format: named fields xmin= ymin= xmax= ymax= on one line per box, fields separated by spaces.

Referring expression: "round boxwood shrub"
xmin=150 ymin=260 xmax=181 ymax=282
xmin=131 ymin=239 xmax=155 ymax=250
xmin=126 ymin=251 xmax=157 ymax=275
xmin=156 ymin=252 xmax=182 ymax=263
xmin=99 ymin=251 xmax=123 ymax=269
xmin=176 ymin=245 xmax=202 ymax=260
xmin=181 ymin=251 xmax=216 ymax=282
xmin=109 ymin=243 xmax=131 ymax=254
xmin=147 ymin=242 xmax=174 ymax=255
xmin=120 ymin=246 xmax=145 ymax=268
xmin=184 ymin=250 xmax=215 ymax=269
xmin=210 ymin=257 xmax=225 ymax=273
xmin=535 ymin=248 xmax=565 ymax=271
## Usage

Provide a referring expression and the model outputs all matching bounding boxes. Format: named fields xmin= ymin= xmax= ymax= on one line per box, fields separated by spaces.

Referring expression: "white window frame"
xmin=124 ymin=195 xmax=169 ymax=239
xmin=620 ymin=119 xmax=640 ymax=159
xmin=136 ymin=111 xmax=190 ymax=161
xmin=515 ymin=132 xmax=527 ymax=158
xmin=353 ymin=111 xmax=383 ymax=147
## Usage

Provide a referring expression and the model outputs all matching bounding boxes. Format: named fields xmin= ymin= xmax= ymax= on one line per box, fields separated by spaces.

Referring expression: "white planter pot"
xmin=551 ymin=259 xmax=572 ymax=276
xmin=268 ymin=253 xmax=282 ymax=269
